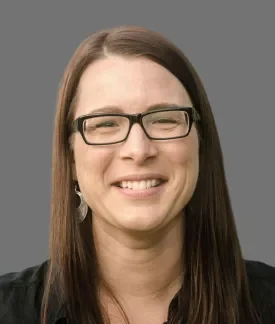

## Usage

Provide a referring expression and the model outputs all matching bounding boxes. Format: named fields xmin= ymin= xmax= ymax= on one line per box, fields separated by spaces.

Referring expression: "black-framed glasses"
xmin=72 ymin=107 xmax=200 ymax=145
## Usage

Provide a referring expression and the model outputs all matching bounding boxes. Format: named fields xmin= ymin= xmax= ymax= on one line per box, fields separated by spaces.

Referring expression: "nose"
xmin=118 ymin=123 xmax=158 ymax=164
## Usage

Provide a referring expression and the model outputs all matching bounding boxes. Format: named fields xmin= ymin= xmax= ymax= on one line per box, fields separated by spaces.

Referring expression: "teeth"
xmin=120 ymin=179 xmax=161 ymax=190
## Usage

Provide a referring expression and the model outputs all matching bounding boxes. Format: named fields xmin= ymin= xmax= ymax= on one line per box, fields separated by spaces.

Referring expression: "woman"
xmin=0 ymin=25 xmax=274 ymax=324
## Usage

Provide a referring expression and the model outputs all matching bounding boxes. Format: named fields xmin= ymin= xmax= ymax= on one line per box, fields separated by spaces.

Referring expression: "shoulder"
xmin=0 ymin=260 xmax=48 ymax=324
xmin=244 ymin=259 xmax=275 ymax=322
xmin=245 ymin=258 xmax=275 ymax=289
xmin=245 ymin=259 xmax=275 ymax=278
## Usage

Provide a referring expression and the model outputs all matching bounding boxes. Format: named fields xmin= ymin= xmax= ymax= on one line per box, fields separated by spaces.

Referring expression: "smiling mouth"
xmin=113 ymin=179 xmax=166 ymax=190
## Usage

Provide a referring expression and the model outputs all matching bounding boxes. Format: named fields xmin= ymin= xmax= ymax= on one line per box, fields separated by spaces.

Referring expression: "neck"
xmin=92 ymin=214 xmax=185 ymax=302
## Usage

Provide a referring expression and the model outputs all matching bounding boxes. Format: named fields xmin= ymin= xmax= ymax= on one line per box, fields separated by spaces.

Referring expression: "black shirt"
xmin=0 ymin=259 xmax=275 ymax=323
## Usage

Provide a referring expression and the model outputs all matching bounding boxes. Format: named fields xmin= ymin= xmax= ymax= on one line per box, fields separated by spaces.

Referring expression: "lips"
xmin=111 ymin=173 xmax=168 ymax=188
xmin=116 ymin=179 xmax=165 ymax=189
xmin=112 ymin=177 xmax=167 ymax=198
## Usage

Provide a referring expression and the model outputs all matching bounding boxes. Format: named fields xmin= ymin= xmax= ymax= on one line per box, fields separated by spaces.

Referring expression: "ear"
xmin=69 ymin=133 xmax=77 ymax=180
xmin=69 ymin=147 xmax=77 ymax=181
xmin=72 ymin=162 xmax=77 ymax=181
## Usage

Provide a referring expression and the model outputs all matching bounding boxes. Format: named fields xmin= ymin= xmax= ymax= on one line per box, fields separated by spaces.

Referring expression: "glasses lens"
xmin=143 ymin=110 xmax=190 ymax=138
xmin=83 ymin=115 xmax=129 ymax=144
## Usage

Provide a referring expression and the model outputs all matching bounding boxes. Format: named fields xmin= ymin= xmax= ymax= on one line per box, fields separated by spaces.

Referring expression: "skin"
xmin=72 ymin=56 xmax=199 ymax=323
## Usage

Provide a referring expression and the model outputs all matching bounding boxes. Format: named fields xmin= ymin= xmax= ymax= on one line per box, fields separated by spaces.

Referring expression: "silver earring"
xmin=75 ymin=185 xmax=88 ymax=223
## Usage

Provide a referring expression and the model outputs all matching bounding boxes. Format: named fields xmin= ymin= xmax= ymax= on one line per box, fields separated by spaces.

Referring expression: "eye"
xmin=95 ymin=121 xmax=118 ymax=128
xmin=153 ymin=118 xmax=178 ymax=124
xmin=84 ymin=118 xmax=120 ymax=132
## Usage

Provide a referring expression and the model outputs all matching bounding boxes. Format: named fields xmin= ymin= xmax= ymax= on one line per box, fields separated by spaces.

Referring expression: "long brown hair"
xmin=41 ymin=26 xmax=262 ymax=324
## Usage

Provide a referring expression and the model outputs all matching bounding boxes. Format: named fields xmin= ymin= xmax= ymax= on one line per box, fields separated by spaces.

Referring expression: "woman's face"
xmin=72 ymin=56 xmax=199 ymax=233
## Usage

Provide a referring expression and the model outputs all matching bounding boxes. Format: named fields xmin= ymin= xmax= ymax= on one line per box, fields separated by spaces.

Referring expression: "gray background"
xmin=0 ymin=2 xmax=274 ymax=274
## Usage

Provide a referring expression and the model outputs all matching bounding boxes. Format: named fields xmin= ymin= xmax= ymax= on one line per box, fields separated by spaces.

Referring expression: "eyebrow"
xmin=87 ymin=103 xmax=186 ymax=114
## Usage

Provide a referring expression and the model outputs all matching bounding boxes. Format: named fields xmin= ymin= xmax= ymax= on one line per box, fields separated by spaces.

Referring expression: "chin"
xmin=112 ymin=208 xmax=168 ymax=233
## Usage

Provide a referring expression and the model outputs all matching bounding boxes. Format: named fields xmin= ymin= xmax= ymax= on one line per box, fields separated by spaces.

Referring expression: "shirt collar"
xmin=46 ymin=282 xmax=184 ymax=323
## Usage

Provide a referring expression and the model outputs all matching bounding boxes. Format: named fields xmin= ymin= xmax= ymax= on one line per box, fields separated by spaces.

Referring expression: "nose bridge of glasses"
xmin=128 ymin=112 xmax=142 ymax=124
xmin=127 ymin=113 xmax=145 ymax=130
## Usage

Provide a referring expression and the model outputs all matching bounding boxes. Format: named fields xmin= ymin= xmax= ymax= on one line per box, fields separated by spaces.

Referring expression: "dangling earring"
xmin=74 ymin=183 xmax=88 ymax=223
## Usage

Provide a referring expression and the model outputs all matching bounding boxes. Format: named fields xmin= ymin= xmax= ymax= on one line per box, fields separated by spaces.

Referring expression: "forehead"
xmin=75 ymin=56 xmax=192 ymax=116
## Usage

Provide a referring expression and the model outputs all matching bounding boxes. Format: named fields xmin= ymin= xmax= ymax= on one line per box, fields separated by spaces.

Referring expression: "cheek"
xmin=162 ymin=133 xmax=199 ymax=186
xmin=74 ymin=142 xmax=115 ymax=193
xmin=163 ymin=131 xmax=199 ymax=165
